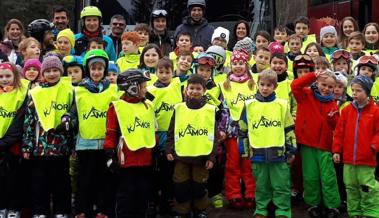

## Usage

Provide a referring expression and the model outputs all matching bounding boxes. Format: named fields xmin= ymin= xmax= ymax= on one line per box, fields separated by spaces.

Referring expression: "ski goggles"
xmin=294 ymin=54 xmax=312 ymax=62
xmin=152 ymin=9 xmax=168 ymax=17
xmin=359 ymin=55 xmax=378 ymax=65
xmin=332 ymin=50 xmax=351 ymax=61
xmin=63 ymin=55 xmax=83 ymax=66
xmin=197 ymin=56 xmax=216 ymax=67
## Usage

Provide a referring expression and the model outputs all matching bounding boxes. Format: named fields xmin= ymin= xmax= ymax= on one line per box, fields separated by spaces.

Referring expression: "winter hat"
xmin=268 ymin=41 xmax=284 ymax=54
xmin=211 ymin=27 xmax=230 ymax=44
xmin=334 ymin=71 xmax=348 ymax=87
xmin=356 ymin=55 xmax=378 ymax=73
xmin=57 ymin=28 xmax=75 ymax=48
xmin=233 ymin=37 xmax=254 ymax=58
xmin=23 ymin=58 xmax=41 ymax=76
xmin=231 ymin=49 xmax=249 ymax=63
xmin=320 ymin=25 xmax=337 ymax=40
xmin=351 ymin=75 xmax=373 ymax=96
xmin=108 ymin=61 xmax=120 ymax=74
xmin=41 ymin=55 xmax=64 ymax=74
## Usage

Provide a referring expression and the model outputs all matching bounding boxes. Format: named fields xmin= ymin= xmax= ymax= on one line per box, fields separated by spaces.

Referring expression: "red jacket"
xmin=103 ymin=97 xmax=152 ymax=168
xmin=291 ymin=73 xmax=339 ymax=152
xmin=332 ymin=101 xmax=379 ymax=167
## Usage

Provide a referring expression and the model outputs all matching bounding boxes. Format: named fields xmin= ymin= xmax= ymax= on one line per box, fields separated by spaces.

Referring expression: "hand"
xmin=23 ymin=152 xmax=30 ymax=160
xmin=205 ymin=160 xmax=214 ymax=170
xmin=287 ymin=154 xmax=295 ymax=164
xmin=333 ymin=153 xmax=340 ymax=163
xmin=61 ymin=115 xmax=71 ymax=132
xmin=218 ymin=131 xmax=226 ymax=143
xmin=167 ymin=154 xmax=174 ymax=161
xmin=328 ymin=110 xmax=339 ymax=117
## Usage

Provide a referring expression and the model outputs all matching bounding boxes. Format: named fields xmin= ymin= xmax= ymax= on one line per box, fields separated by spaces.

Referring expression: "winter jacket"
xmin=74 ymin=33 xmax=116 ymax=61
xmin=291 ymin=72 xmax=339 ymax=152
xmin=149 ymin=30 xmax=173 ymax=56
xmin=333 ymin=101 xmax=379 ymax=167
xmin=174 ymin=16 xmax=214 ymax=49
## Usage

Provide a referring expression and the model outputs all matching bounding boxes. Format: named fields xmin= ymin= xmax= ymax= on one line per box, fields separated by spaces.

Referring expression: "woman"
xmin=338 ymin=17 xmax=359 ymax=49
xmin=228 ymin=20 xmax=250 ymax=50
xmin=3 ymin=19 xmax=26 ymax=50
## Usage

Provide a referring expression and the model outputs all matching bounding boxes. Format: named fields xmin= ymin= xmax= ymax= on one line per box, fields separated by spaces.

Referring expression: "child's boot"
xmin=32 ymin=215 xmax=47 ymax=218
xmin=194 ymin=210 xmax=207 ymax=218
xmin=229 ymin=198 xmax=243 ymax=209
xmin=211 ymin=193 xmax=223 ymax=208
xmin=54 ymin=214 xmax=68 ymax=218
xmin=307 ymin=206 xmax=322 ymax=218
xmin=6 ymin=211 xmax=20 ymax=218
xmin=0 ymin=209 xmax=7 ymax=218
xmin=244 ymin=198 xmax=256 ymax=209
xmin=325 ymin=208 xmax=340 ymax=218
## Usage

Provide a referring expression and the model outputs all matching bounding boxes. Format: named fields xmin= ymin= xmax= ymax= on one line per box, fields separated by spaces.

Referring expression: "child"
xmin=135 ymin=23 xmax=150 ymax=52
xmin=331 ymin=49 xmax=352 ymax=80
xmin=211 ymin=27 xmax=232 ymax=68
xmin=305 ymin=42 xmax=325 ymax=63
xmin=240 ymin=69 xmax=296 ymax=218
xmin=363 ymin=22 xmax=379 ymax=55
xmin=254 ymin=31 xmax=271 ymax=50
xmin=314 ymin=56 xmax=331 ymax=73
xmin=166 ymin=74 xmax=218 ymax=217
xmin=87 ymin=37 xmax=106 ymax=51
xmin=319 ymin=25 xmax=339 ymax=58
xmin=0 ymin=63 xmax=29 ymax=218
xmin=293 ymin=54 xmax=314 ymax=79
xmin=104 ymin=69 xmax=155 ymax=218
xmin=22 ymin=55 xmax=73 ymax=218
xmin=18 ymin=37 xmax=41 ymax=63
xmin=220 ymin=49 xmax=256 ymax=209
xmin=63 ymin=55 xmax=84 ymax=86
xmin=286 ymin=34 xmax=303 ymax=61
xmin=22 ymin=58 xmax=41 ymax=89
xmin=206 ymin=45 xmax=228 ymax=85
xmin=116 ymin=32 xmax=141 ymax=72
xmin=170 ymin=33 xmax=193 ymax=70
xmin=193 ymin=45 xmax=204 ymax=53
xmin=348 ymin=31 xmax=365 ymax=61
xmin=293 ymin=16 xmax=316 ymax=53
xmin=107 ymin=61 xmax=119 ymax=84
xmin=333 ymin=71 xmax=350 ymax=109
xmin=354 ymin=55 xmax=379 ymax=102
xmin=291 ymin=70 xmax=341 ymax=218
xmin=174 ymin=51 xmax=194 ymax=81
xmin=138 ymin=43 xmax=163 ymax=85
xmin=56 ymin=28 xmax=75 ymax=57
xmin=332 ymin=75 xmax=379 ymax=218
xmin=233 ymin=37 xmax=256 ymax=66
xmin=274 ymin=25 xmax=289 ymax=45
xmin=251 ymin=47 xmax=271 ymax=76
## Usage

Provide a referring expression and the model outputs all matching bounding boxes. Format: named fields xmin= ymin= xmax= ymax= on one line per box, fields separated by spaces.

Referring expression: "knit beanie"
xmin=268 ymin=41 xmax=284 ymax=54
xmin=351 ymin=75 xmax=373 ymax=96
xmin=211 ymin=27 xmax=230 ymax=44
xmin=334 ymin=71 xmax=348 ymax=87
xmin=57 ymin=28 xmax=75 ymax=48
xmin=233 ymin=37 xmax=254 ymax=57
xmin=231 ymin=49 xmax=249 ymax=63
xmin=320 ymin=25 xmax=337 ymax=41
xmin=108 ymin=61 xmax=120 ymax=74
xmin=41 ymin=55 xmax=64 ymax=74
xmin=23 ymin=58 xmax=41 ymax=76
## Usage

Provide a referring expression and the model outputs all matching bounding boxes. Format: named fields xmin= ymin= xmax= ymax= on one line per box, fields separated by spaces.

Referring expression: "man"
xmin=52 ymin=7 xmax=70 ymax=36
xmin=109 ymin=14 xmax=126 ymax=56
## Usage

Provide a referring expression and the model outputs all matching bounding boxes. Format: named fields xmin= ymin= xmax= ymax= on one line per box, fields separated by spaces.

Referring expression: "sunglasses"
xmin=152 ymin=9 xmax=168 ymax=17
xmin=332 ymin=50 xmax=351 ymax=60
xmin=294 ymin=54 xmax=312 ymax=62
xmin=359 ymin=55 xmax=378 ymax=65
xmin=197 ymin=57 xmax=216 ymax=66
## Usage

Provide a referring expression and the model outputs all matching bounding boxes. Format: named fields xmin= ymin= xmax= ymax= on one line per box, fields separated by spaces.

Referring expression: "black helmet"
xmin=27 ymin=19 xmax=54 ymax=42
xmin=152 ymin=9 xmax=168 ymax=19
xmin=117 ymin=69 xmax=151 ymax=96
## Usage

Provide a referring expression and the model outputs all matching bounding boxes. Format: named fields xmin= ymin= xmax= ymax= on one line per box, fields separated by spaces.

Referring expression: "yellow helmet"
xmin=80 ymin=6 xmax=102 ymax=19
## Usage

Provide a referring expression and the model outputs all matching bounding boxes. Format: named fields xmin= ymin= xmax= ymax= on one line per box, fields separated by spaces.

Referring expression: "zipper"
xmin=353 ymin=109 xmax=361 ymax=163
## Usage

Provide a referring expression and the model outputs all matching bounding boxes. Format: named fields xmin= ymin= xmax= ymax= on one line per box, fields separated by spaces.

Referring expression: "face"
xmin=315 ymin=64 xmax=328 ymax=73
xmin=106 ymin=72 xmax=118 ymax=84
xmin=153 ymin=17 xmax=167 ymax=33
xmin=342 ymin=20 xmax=355 ymax=37
xmin=22 ymin=42 xmax=41 ymax=60
xmin=348 ymin=39 xmax=364 ymax=54
xmin=333 ymin=59 xmax=349 ymax=73
xmin=111 ymin=18 xmax=126 ymax=36
xmin=190 ymin=7 xmax=203 ymax=22
xmin=255 ymin=35 xmax=269 ymax=49
xmin=177 ymin=36 xmax=192 ymax=51
xmin=186 ymin=83 xmax=205 ymax=100
xmin=138 ymin=82 xmax=147 ymax=98
xmin=88 ymin=42 xmax=104 ymax=51
xmin=274 ymin=30 xmax=288 ymax=43
xmin=359 ymin=66 xmax=374 ymax=78
xmin=254 ymin=50 xmax=271 ymax=71
xmin=231 ymin=61 xmax=247 ymax=77
xmin=305 ymin=45 xmax=320 ymax=61
xmin=57 ymin=36 xmax=71 ymax=55
xmin=143 ymin=48 xmax=160 ymax=68
xmin=7 ymin=23 xmax=22 ymax=41
xmin=24 ymin=67 xmax=39 ymax=81
xmin=0 ymin=70 xmax=14 ymax=88
xmin=270 ymin=57 xmax=287 ymax=75
xmin=137 ymin=30 xmax=149 ymax=46
xmin=334 ymin=83 xmax=345 ymax=99
xmin=43 ymin=68 xmax=61 ymax=84
xmin=89 ymin=62 xmax=105 ymax=82
xmin=67 ymin=66 xmax=83 ymax=84
xmin=84 ymin=16 xmax=100 ymax=33
xmin=157 ymin=67 xmax=172 ymax=84
xmin=351 ymin=83 xmax=368 ymax=105
xmin=296 ymin=68 xmax=310 ymax=78
xmin=177 ymin=55 xmax=193 ymax=72
xmin=316 ymin=76 xmax=335 ymax=96
xmin=364 ymin=25 xmax=379 ymax=44
xmin=43 ymin=32 xmax=55 ymax=46
xmin=295 ymin=23 xmax=309 ymax=38
xmin=197 ymin=65 xmax=212 ymax=80
xmin=53 ymin=11 xmax=69 ymax=31
xmin=212 ymin=38 xmax=227 ymax=49
xmin=122 ymin=40 xmax=137 ymax=54
xmin=193 ymin=46 xmax=204 ymax=53
xmin=258 ymin=78 xmax=276 ymax=97
xmin=288 ymin=38 xmax=302 ymax=54
xmin=236 ymin=23 xmax=247 ymax=39
xmin=321 ymin=33 xmax=337 ymax=48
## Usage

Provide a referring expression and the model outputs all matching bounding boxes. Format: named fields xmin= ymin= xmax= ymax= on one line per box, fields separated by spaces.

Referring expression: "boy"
xmin=166 ymin=74 xmax=218 ymax=218
xmin=333 ymin=75 xmax=379 ymax=218
xmin=353 ymin=55 xmax=379 ymax=102
xmin=240 ymin=69 xmax=296 ymax=218
xmin=292 ymin=54 xmax=315 ymax=79
xmin=286 ymin=34 xmax=303 ymax=62
xmin=116 ymin=32 xmax=141 ymax=72
xmin=348 ymin=32 xmax=365 ymax=61
xmin=63 ymin=55 xmax=84 ymax=86
xmin=206 ymin=45 xmax=228 ymax=85
xmin=334 ymin=71 xmax=350 ymax=109
xmin=135 ymin=23 xmax=150 ymax=52
xmin=174 ymin=51 xmax=194 ymax=82
xmin=251 ymin=47 xmax=271 ymax=76
xmin=211 ymin=27 xmax=232 ymax=68
xmin=87 ymin=37 xmax=106 ymax=51
xmin=274 ymin=25 xmax=289 ymax=45
xmin=169 ymin=33 xmax=193 ymax=70
xmin=107 ymin=61 xmax=119 ymax=84
xmin=293 ymin=16 xmax=316 ymax=53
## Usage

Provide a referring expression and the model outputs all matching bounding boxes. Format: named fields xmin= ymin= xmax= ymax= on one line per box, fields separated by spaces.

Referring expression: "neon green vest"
xmin=364 ymin=49 xmax=379 ymax=55
xmin=276 ymin=79 xmax=292 ymax=101
xmin=148 ymin=78 xmax=182 ymax=131
xmin=31 ymin=77 xmax=73 ymax=131
xmin=205 ymin=85 xmax=221 ymax=106
xmin=174 ymin=102 xmax=216 ymax=157
xmin=214 ymin=73 xmax=227 ymax=86
xmin=0 ymin=83 xmax=28 ymax=138
xmin=147 ymin=73 xmax=158 ymax=87
xmin=220 ymin=81 xmax=255 ymax=120
xmin=113 ymin=100 xmax=155 ymax=151
xmin=116 ymin=53 xmax=141 ymax=72
xmin=246 ymin=98 xmax=287 ymax=148
xmin=284 ymin=34 xmax=316 ymax=53
xmin=75 ymin=84 xmax=118 ymax=139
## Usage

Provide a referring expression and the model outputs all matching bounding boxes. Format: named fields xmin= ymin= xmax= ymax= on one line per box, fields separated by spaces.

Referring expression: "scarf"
xmin=229 ymin=73 xmax=250 ymax=83
xmin=153 ymin=80 xmax=169 ymax=88
xmin=255 ymin=92 xmax=276 ymax=102
xmin=82 ymin=28 xmax=102 ymax=39
xmin=78 ymin=78 xmax=110 ymax=93
xmin=311 ymin=83 xmax=334 ymax=102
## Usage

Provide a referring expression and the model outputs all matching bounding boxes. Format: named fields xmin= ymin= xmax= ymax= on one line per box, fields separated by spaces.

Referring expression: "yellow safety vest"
xmin=363 ymin=49 xmax=379 ymax=55
xmin=174 ymin=102 xmax=216 ymax=157
xmin=276 ymin=79 xmax=292 ymax=101
xmin=214 ymin=73 xmax=227 ymax=86
xmin=147 ymin=73 xmax=158 ymax=87
xmin=0 ymin=83 xmax=28 ymax=138
xmin=148 ymin=78 xmax=182 ymax=131
xmin=31 ymin=77 xmax=73 ymax=131
xmin=75 ymin=84 xmax=118 ymax=139
xmin=284 ymin=34 xmax=316 ymax=54
xmin=169 ymin=51 xmax=198 ymax=71
xmin=220 ymin=81 xmax=255 ymax=120
xmin=205 ymin=85 xmax=221 ymax=106
xmin=224 ymin=50 xmax=232 ymax=68
xmin=245 ymin=98 xmax=287 ymax=148
xmin=116 ymin=53 xmax=141 ymax=72
xmin=113 ymin=100 xmax=155 ymax=151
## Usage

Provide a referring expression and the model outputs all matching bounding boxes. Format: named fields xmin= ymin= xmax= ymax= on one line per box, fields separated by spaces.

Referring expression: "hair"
xmin=258 ymin=69 xmax=278 ymax=85
xmin=304 ymin=42 xmax=325 ymax=57
xmin=320 ymin=69 xmax=337 ymax=82
xmin=256 ymin=46 xmax=271 ymax=54
xmin=314 ymin=56 xmax=331 ymax=69
xmin=3 ymin=19 xmax=26 ymax=42
xmin=294 ymin=16 xmax=309 ymax=27
xmin=363 ymin=22 xmax=379 ymax=48
xmin=176 ymin=50 xmax=194 ymax=60
xmin=274 ymin=25 xmax=289 ymax=34
xmin=0 ymin=62 xmax=22 ymax=89
xmin=157 ymin=57 xmax=173 ymax=71
xmin=338 ymin=17 xmax=359 ymax=49
xmin=138 ymin=43 xmax=163 ymax=68
xmin=18 ymin=37 xmax=41 ymax=55
xmin=233 ymin=20 xmax=250 ymax=40
xmin=52 ymin=6 xmax=69 ymax=18
xmin=288 ymin=34 xmax=303 ymax=43
xmin=176 ymin=32 xmax=193 ymax=42
xmin=110 ymin=14 xmax=126 ymax=23
xmin=270 ymin=53 xmax=288 ymax=65
xmin=348 ymin=31 xmax=365 ymax=46
xmin=121 ymin=31 xmax=141 ymax=45
xmin=223 ymin=65 xmax=255 ymax=91
xmin=134 ymin=23 xmax=150 ymax=33
xmin=88 ymin=37 xmax=107 ymax=47
xmin=187 ymin=74 xmax=206 ymax=89
xmin=254 ymin=30 xmax=272 ymax=42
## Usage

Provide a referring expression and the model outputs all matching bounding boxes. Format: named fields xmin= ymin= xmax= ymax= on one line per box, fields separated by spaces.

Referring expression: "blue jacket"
xmin=74 ymin=33 xmax=117 ymax=61
xmin=174 ymin=16 xmax=214 ymax=49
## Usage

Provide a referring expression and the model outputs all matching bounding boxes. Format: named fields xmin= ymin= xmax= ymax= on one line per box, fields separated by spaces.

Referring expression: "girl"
xmin=18 ymin=38 xmax=41 ymax=64
xmin=138 ymin=43 xmax=163 ymax=85
xmin=305 ymin=42 xmax=325 ymax=63
xmin=338 ymin=17 xmax=359 ymax=49
xmin=56 ymin=28 xmax=75 ymax=57
xmin=362 ymin=22 xmax=379 ymax=55
xmin=331 ymin=49 xmax=353 ymax=81
xmin=0 ymin=62 xmax=28 ymax=218
xmin=22 ymin=58 xmax=41 ymax=89
xmin=253 ymin=31 xmax=271 ymax=51
xmin=220 ymin=49 xmax=256 ymax=209
xmin=319 ymin=26 xmax=339 ymax=58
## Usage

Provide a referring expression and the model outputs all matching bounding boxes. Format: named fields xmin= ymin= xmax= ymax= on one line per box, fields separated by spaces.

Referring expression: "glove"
xmin=105 ymin=149 xmax=119 ymax=173
xmin=55 ymin=115 xmax=72 ymax=132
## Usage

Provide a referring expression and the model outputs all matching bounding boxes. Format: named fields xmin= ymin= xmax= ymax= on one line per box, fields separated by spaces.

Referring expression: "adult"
xmin=149 ymin=9 xmax=173 ymax=56
xmin=338 ymin=17 xmax=359 ymax=49
xmin=174 ymin=0 xmax=214 ymax=49
xmin=109 ymin=14 xmax=126 ymax=57
xmin=3 ymin=19 xmax=26 ymax=50
xmin=228 ymin=20 xmax=250 ymax=50
xmin=51 ymin=7 xmax=70 ymax=37
xmin=74 ymin=6 xmax=116 ymax=61
xmin=27 ymin=19 xmax=55 ymax=57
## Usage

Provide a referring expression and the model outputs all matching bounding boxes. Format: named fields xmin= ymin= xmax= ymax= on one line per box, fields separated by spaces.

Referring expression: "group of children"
xmin=1 ymin=10 xmax=379 ymax=218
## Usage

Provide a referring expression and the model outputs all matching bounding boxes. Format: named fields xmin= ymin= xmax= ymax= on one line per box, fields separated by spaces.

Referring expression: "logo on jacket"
xmin=43 ymin=101 xmax=69 ymax=117
xmin=155 ymin=102 xmax=174 ymax=113
xmin=127 ymin=117 xmax=151 ymax=133
xmin=231 ymin=93 xmax=254 ymax=106
xmin=83 ymin=107 xmax=107 ymax=120
xmin=178 ymin=124 xmax=208 ymax=138
xmin=0 ymin=107 xmax=16 ymax=118
xmin=252 ymin=116 xmax=281 ymax=129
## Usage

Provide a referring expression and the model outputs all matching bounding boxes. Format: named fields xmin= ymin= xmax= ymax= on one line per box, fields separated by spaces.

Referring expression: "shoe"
xmin=54 ymin=215 xmax=68 ymax=218
xmin=32 ymin=215 xmax=47 ymax=218
xmin=211 ymin=193 xmax=224 ymax=208
xmin=195 ymin=211 xmax=207 ymax=218
xmin=75 ymin=213 xmax=86 ymax=218
xmin=95 ymin=213 xmax=108 ymax=218
xmin=0 ymin=210 xmax=7 ymax=218
xmin=244 ymin=198 xmax=256 ymax=209
xmin=229 ymin=198 xmax=244 ymax=209
xmin=326 ymin=208 xmax=340 ymax=218
xmin=307 ymin=206 xmax=322 ymax=218
xmin=254 ymin=215 xmax=266 ymax=218
xmin=7 ymin=211 xmax=20 ymax=218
